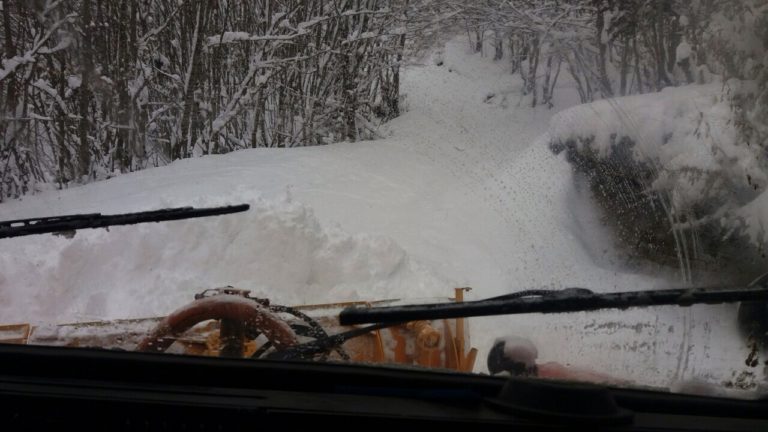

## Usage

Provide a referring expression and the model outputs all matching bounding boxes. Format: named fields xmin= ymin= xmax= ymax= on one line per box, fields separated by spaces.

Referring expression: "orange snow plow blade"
xmin=1 ymin=288 xmax=477 ymax=373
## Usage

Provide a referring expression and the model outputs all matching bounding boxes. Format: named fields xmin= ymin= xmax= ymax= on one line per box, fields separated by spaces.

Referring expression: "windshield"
xmin=1 ymin=0 xmax=766 ymax=401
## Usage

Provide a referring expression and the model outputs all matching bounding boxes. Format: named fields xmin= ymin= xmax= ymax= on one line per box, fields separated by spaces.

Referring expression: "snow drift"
xmin=550 ymin=83 xmax=768 ymax=282
xmin=0 ymin=195 xmax=449 ymax=324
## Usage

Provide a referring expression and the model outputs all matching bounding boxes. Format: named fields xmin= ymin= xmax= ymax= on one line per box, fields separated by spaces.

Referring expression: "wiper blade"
xmin=339 ymin=285 xmax=768 ymax=325
xmin=0 ymin=204 xmax=250 ymax=239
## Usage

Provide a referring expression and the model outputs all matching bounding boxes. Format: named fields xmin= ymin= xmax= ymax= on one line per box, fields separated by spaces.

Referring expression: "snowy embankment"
xmin=0 ymin=38 xmax=761 ymax=395
xmin=550 ymin=83 xmax=767 ymax=279
xmin=0 ymin=195 xmax=448 ymax=321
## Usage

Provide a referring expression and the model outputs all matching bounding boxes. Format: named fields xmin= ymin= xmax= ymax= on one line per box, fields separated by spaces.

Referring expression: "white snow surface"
xmin=66 ymin=75 xmax=82 ymax=90
xmin=0 ymin=195 xmax=448 ymax=321
xmin=675 ymin=41 xmax=692 ymax=63
xmin=0 ymin=38 xmax=762 ymax=397
xmin=550 ymin=83 xmax=768 ymax=248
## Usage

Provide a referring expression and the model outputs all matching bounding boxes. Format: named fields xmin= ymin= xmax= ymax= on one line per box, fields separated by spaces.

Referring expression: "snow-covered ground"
xmin=0 ymin=38 xmax=761 ymax=397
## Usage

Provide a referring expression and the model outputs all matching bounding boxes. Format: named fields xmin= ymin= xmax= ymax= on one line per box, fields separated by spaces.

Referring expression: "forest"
xmin=1 ymin=0 xmax=765 ymax=209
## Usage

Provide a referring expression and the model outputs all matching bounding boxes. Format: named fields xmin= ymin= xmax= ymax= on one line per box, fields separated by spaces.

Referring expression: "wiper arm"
xmin=339 ymin=285 xmax=768 ymax=325
xmin=0 ymin=204 xmax=250 ymax=239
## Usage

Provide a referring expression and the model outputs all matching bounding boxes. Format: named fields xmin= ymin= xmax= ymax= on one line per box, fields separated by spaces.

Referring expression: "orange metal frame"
xmin=0 ymin=289 xmax=478 ymax=373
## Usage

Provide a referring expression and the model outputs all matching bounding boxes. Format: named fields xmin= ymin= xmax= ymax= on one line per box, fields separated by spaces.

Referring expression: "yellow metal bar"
xmin=373 ymin=329 xmax=386 ymax=362
xmin=444 ymin=322 xmax=459 ymax=370
xmin=453 ymin=287 xmax=473 ymax=371
xmin=454 ymin=288 xmax=465 ymax=368
xmin=462 ymin=348 xmax=478 ymax=373
xmin=0 ymin=323 xmax=31 ymax=345
xmin=294 ymin=300 xmax=374 ymax=312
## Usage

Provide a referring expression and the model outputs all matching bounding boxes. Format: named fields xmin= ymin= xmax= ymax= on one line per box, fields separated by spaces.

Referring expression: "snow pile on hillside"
xmin=0 ymin=195 xmax=448 ymax=324
xmin=550 ymin=83 xmax=767 ymax=273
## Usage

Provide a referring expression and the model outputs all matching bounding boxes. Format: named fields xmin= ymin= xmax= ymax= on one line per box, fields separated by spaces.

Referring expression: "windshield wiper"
xmin=339 ymin=285 xmax=768 ymax=325
xmin=0 ymin=204 xmax=250 ymax=239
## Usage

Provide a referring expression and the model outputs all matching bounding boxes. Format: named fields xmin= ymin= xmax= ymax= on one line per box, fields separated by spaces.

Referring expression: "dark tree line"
xmin=0 ymin=0 xmax=447 ymax=201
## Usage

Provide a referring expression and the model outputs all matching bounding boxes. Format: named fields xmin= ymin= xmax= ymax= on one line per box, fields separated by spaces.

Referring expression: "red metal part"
xmin=136 ymin=295 xmax=298 ymax=355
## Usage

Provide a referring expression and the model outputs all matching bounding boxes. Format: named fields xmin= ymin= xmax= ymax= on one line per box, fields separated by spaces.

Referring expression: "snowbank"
xmin=0 ymin=195 xmax=449 ymax=324
xmin=550 ymin=83 xmax=768 ymax=280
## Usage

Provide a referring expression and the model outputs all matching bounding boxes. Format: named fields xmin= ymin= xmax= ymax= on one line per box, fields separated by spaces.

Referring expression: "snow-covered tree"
xmin=0 ymin=0 xmax=433 ymax=201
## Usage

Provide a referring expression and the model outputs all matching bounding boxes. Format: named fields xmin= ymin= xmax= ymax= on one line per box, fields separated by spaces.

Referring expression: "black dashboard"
xmin=1 ymin=344 xmax=766 ymax=431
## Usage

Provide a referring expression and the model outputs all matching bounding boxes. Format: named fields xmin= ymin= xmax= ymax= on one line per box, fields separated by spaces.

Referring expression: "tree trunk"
xmin=494 ymin=29 xmax=503 ymax=60
xmin=542 ymin=55 xmax=553 ymax=106
xmin=619 ymin=36 xmax=630 ymax=96
xmin=175 ymin=1 xmax=207 ymax=160
xmin=3 ymin=0 xmax=17 ymax=113
xmin=595 ymin=5 xmax=613 ymax=97
xmin=528 ymin=38 xmax=540 ymax=108
xmin=78 ymin=0 xmax=94 ymax=179
xmin=633 ymin=36 xmax=644 ymax=94
xmin=653 ymin=11 xmax=672 ymax=89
